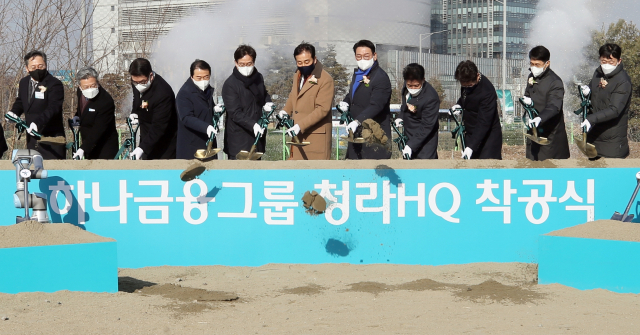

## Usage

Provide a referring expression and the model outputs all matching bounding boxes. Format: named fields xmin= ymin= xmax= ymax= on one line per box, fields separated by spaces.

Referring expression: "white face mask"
xmin=530 ymin=62 xmax=548 ymax=78
xmin=192 ymin=78 xmax=209 ymax=91
xmin=357 ymin=58 xmax=374 ymax=71
xmin=408 ymin=87 xmax=422 ymax=96
xmin=135 ymin=73 xmax=153 ymax=94
xmin=601 ymin=63 xmax=618 ymax=75
xmin=237 ymin=65 xmax=254 ymax=77
xmin=81 ymin=87 xmax=99 ymax=99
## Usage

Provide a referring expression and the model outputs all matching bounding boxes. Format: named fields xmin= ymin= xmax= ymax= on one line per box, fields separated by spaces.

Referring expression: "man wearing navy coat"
xmin=340 ymin=40 xmax=392 ymax=160
xmin=176 ymin=59 xmax=219 ymax=159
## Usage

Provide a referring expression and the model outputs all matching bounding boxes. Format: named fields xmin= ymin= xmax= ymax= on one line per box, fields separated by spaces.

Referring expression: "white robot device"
xmin=12 ymin=149 xmax=49 ymax=223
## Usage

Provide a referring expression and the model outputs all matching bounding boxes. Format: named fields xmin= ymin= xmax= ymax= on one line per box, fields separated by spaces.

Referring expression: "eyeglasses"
xmin=599 ymin=57 xmax=619 ymax=65
xmin=80 ymin=84 xmax=99 ymax=90
xmin=355 ymin=54 xmax=373 ymax=61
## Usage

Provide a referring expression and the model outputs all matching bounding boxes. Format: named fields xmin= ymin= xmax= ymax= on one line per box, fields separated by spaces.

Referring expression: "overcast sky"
xmin=601 ymin=1 xmax=639 ymax=27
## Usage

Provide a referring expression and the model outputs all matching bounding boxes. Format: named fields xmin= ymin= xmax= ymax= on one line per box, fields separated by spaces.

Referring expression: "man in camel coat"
xmin=280 ymin=43 xmax=335 ymax=160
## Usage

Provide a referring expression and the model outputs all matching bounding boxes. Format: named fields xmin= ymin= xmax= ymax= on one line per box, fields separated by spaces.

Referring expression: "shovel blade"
xmin=287 ymin=135 xmax=311 ymax=147
xmin=236 ymin=146 xmax=261 ymax=160
xmin=180 ymin=164 xmax=206 ymax=182
xmin=524 ymin=134 xmax=550 ymax=146
xmin=340 ymin=135 xmax=365 ymax=144
xmin=574 ymin=134 xmax=598 ymax=158
xmin=194 ymin=148 xmax=221 ymax=160
xmin=611 ymin=211 xmax=634 ymax=222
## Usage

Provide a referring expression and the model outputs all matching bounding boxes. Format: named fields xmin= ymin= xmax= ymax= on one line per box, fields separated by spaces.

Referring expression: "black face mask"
xmin=298 ymin=63 xmax=315 ymax=77
xmin=29 ymin=69 xmax=47 ymax=82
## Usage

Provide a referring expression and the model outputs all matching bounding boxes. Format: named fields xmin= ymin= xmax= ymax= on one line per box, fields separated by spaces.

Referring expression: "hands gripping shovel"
xmin=573 ymin=85 xmax=598 ymax=158
xmin=391 ymin=117 xmax=410 ymax=160
xmin=448 ymin=106 xmax=468 ymax=160
xmin=194 ymin=105 xmax=225 ymax=160
xmin=67 ymin=118 xmax=81 ymax=159
xmin=275 ymin=112 xmax=310 ymax=147
xmin=5 ymin=113 xmax=65 ymax=146
xmin=336 ymin=104 xmax=365 ymax=144
xmin=236 ymin=105 xmax=275 ymax=160
xmin=519 ymin=97 xmax=549 ymax=145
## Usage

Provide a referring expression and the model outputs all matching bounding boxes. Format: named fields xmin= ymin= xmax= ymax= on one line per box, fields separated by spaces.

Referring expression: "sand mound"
xmin=546 ymin=219 xmax=640 ymax=242
xmin=0 ymin=221 xmax=114 ymax=249
xmin=138 ymin=284 xmax=238 ymax=302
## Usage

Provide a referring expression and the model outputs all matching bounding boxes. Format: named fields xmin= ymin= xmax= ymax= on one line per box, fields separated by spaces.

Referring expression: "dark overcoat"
xmin=176 ymin=78 xmax=217 ymax=159
xmin=400 ymin=81 xmax=440 ymax=159
xmin=75 ymin=86 xmax=119 ymax=159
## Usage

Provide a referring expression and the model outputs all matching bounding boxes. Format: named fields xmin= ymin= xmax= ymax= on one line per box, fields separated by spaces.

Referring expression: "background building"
xmin=431 ymin=0 xmax=538 ymax=59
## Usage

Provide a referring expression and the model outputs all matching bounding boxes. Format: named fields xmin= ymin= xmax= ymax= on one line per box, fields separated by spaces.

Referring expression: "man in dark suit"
xmin=523 ymin=46 xmax=570 ymax=161
xmin=7 ymin=50 xmax=65 ymax=159
xmin=341 ymin=40 xmax=392 ymax=160
xmin=395 ymin=63 xmax=440 ymax=159
xmin=452 ymin=60 xmax=503 ymax=159
xmin=128 ymin=58 xmax=177 ymax=160
xmin=72 ymin=67 xmax=119 ymax=160
xmin=222 ymin=45 xmax=272 ymax=160
xmin=176 ymin=59 xmax=218 ymax=159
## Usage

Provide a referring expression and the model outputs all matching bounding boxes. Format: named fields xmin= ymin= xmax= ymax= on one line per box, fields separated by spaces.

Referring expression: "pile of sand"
xmin=547 ymin=219 xmax=640 ymax=242
xmin=0 ymin=221 xmax=114 ymax=249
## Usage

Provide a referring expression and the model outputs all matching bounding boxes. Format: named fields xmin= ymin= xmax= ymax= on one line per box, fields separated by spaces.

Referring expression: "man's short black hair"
xmin=234 ymin=45 xmax=257 ymax=62
xmin=353 ymin=40 xmax=376 ymax=54
xmin=293 ymin=43 xmax=316 ymax=59
xmin=190 ymin=59 xmax=211 ymax=77
xmin=24 ymin=50 xmax=47 ymax=67
xmin=529 ymin=46 xmax=550 ymax=63
xmin=599 ymin=43 xmax=622 ymax=60
xmin=129 ymin=58 xmax=153 ymax=77
xmin=403 ymin=63 xmax=425 ymax=81
xmin=454 ymin=60 xmax=479 ymax=83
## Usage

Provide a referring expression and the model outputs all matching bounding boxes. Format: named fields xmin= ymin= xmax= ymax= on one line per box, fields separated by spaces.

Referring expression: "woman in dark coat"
xmin=176 ymin=60 xmax=218 ymax=160
xmin=222 ymin=45 xmax=272 ymax=160
xmin=582 ymin=43 xmax=632 ymax=159
xmin=397 ymin=63 xmax=440 ymax=159
xmin=523 ymin=46 xmax=570 ymax=161
xmin=453 ymin=60 xmax=503 ymax=160
xmin=72 ymin=67 xmax=119 ymax=160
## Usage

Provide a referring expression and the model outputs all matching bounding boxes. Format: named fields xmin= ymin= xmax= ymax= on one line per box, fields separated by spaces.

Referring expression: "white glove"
xmin=462 ymin=147 xmax=473 ymax=160
xmin=129 ymin=113 xmax=139 ymax=125
xmin=402 ymin=145 xmax=412 ymax=158
xmin=347 ymin=120 xmax=359 ymax=133
xmin=522 ymin=96 xmax=532 ymax=106
xmin=528 ymin=117 xmax=541 ymax=128
xmin=263 ymin=102 xmax=274 ymax=112
xmin=26 ymin=123 xmax=38 ymax=136
xmin=581 ymin=85 xmax=591 ymax=97
xmin=339 ymin=101 xmax=349 ymax=111
xmin=451 ymin=104 xmax=462 ymax=116
xmin=214 ymin=105 xmax=224 ymax=113
xmin=286 ymin=124 xmax=301 ymax=136
xmin=394 ymin=118 xmax=404 ymax=128
xmin=278 ymin=110 xmax=289 ymax=118
xmin=206 ymin=125 xmax=218 ymax=137
xmin=73 ymin=148 xmax=84 ymax=160
xmin=130 ymin=147 xmax=143 ymax=160
xmin=253 ymin=123 xmax=265 ymax=137
xmin=6 ymin=111 xmax=18 ymax=121
xmin=581 ymin=119 xmax=592 ymax=132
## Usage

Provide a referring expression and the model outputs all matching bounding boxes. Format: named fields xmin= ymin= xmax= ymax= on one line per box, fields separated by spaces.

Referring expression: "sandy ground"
xmin=0 ymin=262 xmax=639 ymax=334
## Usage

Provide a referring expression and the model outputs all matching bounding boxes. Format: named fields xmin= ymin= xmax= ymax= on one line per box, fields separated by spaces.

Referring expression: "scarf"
xmin=232 ymin=66 xmax=265 ymax=104
xmin=351 ymin=61 xmax=375 ymax=99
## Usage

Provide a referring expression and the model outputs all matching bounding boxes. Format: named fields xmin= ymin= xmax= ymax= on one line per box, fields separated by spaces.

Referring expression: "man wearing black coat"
xmin=176 ymin=60 xmax=218 ymax=160
xmin=8 ymin=50 xmax=65 ymax=159
xmin=395 ymin=63 xmax=439 ymax=159
xmin=222 ymin=45 xmax=272 ymax=160
xmin=128 ymin=58 xmax=177 ymax=160
xmin=581 ymin=43 xmax=632 ymax=159
xmin=72 ymin=67 xmax=119 ymax=160
xmin=340 ymin=40 xmax=392 ymax=160
xmin=452 ymin=60 xmax=502 ymax=159
xmin=523 ymin=46 xmax=570 ymax=161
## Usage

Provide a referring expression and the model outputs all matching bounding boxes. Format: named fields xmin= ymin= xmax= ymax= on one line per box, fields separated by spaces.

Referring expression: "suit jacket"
xmin=400 ymin=82 xmax=440 ymax=159
xmin=524 ymin=68 xmax=570 ymax=161
xmin=343 ymin=61 xmax=392 ymax=159
xmin=131 ymin=73 xmax=178 ymax=160
xmin=221 ymin=69 xmax=271 ymax=159
xmin=283 ymin=61 xmax=335 ymax=160
xmin=75 ymin=86 xmax=119 ymax=159
xmin=587 ymin=62 xmax=632 ymax=158
xmin=456 ymin=74 xmax=503 ymax=159
xmin=11 ymin=72 xmax=66 ymax=159
xmin=176 ymin=78 xmax=217 ymax=160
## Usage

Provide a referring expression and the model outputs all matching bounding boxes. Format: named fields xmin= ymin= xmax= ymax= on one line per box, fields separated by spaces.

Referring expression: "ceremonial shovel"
xmin=336 ymin=104 xmax=365 ymax=144
xmin=518 ymin=98 xmax=549 ymax=146
xmin=611 ymin=171 xmax=640 ymax=222
xmin=236 ymin=106 xmax=275 ymax=160
xmin=573 ymin=86 xmax=598 ymax=158
xmin=194 ymin=106 xmax=225 ymax=160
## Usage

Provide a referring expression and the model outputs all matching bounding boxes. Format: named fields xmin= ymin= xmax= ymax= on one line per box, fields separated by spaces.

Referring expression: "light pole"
xmin=419 ymin=30 xmax=448 ymax=54
xmin=495 ymin=0 xmax=507 ymax=122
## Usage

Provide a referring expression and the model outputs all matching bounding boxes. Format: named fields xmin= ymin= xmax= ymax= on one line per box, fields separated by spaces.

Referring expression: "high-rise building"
xmin=431 ymin=0 xmax=538 ymax=59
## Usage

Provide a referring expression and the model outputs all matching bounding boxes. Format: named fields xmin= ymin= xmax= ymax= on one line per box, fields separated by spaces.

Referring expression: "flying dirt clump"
xmin=302 ymin=191 xmax=327 ymax=215
xmin=361 ymin=119 xmax=388 ymax=146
